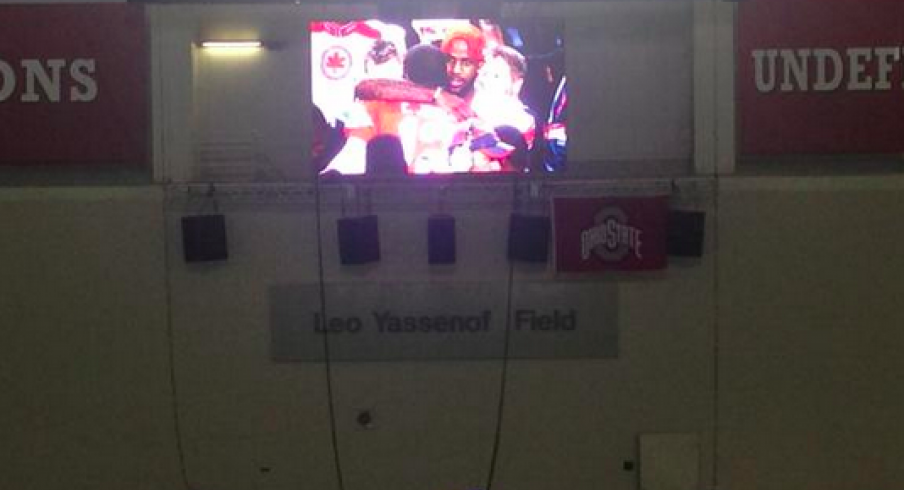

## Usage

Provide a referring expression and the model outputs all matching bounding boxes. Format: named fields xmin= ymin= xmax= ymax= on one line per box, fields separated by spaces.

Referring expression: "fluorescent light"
xmin=201 ymin=41 xmax=263 ymax=49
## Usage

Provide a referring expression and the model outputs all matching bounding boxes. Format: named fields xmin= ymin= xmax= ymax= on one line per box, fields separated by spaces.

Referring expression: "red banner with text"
xmin=553 ymin=196 xmax=668 ymax=273
xmin=0 ymin=4 xmax=148 ymax=166
xmin=738 ymin=0 xmax=904 ymax=155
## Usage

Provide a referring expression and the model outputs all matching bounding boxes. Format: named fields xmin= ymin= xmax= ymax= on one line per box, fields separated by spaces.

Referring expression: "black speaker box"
xmin=181 ymin=214 xmax=228 ymax=263
xmin=508 ymin=214 xmax=550 ymax=263
xmin=337 ymin=215 xmax=381 ymax=265
xmin=428 ymin=214 xmax=456 ymax=265
xmin=667 ymin=210 xmax=706 ymax=257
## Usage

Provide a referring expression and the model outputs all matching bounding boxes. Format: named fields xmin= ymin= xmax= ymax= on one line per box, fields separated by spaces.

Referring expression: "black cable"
xmin=484 ymin=180 xmax=520 ymax=490
xmin=160 ymin=189 xmax=195 ymax=490
xmin=711 ymin=177 xmax=722 ymax=490
xmin=156 ymin=27 xmax=193 ymax=488
xmin=313 ymin=177 xmax=347 ymax=490
xmin=711 ymin=7 xmax=733 ymax=484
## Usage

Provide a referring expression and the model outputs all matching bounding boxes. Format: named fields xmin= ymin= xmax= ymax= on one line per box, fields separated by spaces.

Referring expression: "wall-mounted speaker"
xmin=337 ymin=215 xmax=381 ymax=265
xmin=667 ymin=210 xmax=705 ymax=257
xmin=428 ymin=214 xmax=456 ymax=265
xmin=181 ymin=214 xmax=228 ymax=263
xmin=508 ymin=214 xmax=550 ymax=263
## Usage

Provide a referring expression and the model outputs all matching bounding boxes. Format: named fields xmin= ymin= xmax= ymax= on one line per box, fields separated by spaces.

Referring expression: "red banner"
xmin=553 ymin=196 xmax=668 ymax=273
xmin=0 ymin=4 xmax=148 ymax=166
xmin=738 ymin=0 xmax=904 ymax=155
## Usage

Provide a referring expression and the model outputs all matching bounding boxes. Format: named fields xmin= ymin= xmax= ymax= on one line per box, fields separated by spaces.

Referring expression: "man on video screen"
xmin=312 ymin=18 xmax=565 ymax=176
xmin=440 ymin=24 xmax=485 ymax=103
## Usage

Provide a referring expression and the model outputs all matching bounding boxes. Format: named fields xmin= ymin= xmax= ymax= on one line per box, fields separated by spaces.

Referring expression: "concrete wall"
xmin=717 ymin=177 xmax=904 ymax=490
xmin=2 ymin=176 xmax=903 ymax=490
xmin=0 ymin=188 xmax=181 ymax=490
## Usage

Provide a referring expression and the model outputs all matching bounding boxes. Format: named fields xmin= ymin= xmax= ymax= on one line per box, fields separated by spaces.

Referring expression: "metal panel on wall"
xmin=270 ymin=281 xmax=618 ymax=361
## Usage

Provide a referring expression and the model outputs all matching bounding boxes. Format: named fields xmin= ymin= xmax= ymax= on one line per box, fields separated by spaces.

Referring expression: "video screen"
xmin=311 ymin=18 xmax=566 ymax=177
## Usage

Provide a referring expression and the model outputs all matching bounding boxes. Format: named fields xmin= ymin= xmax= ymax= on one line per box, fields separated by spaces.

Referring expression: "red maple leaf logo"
xmin=325 ymin=51 xmax=346 ymax=71
xmin=321 ymin=46 xmax=352 ymax=80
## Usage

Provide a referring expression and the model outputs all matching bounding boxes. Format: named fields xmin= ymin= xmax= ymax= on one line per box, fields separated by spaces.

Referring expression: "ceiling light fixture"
xmin=200 ymin=41 xmax=263 ymax=49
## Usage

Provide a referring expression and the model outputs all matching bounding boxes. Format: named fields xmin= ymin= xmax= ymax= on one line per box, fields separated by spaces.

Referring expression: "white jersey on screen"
xmin=311 ymin=20 xmax=405 ymax=125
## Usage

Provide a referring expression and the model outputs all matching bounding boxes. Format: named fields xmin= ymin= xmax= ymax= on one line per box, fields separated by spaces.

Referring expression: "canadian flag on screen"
xmin=553 ymin=196 xmax=668 ymax=273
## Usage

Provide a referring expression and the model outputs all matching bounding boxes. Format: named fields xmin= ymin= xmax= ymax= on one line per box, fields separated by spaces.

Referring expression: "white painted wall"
xmin=0 ymin=188 xmax=181 ymax=490
xmin=717 ymin=176 xmax=904 ymax=490
xmin=4 ymin=175 xmax=903 ymax=490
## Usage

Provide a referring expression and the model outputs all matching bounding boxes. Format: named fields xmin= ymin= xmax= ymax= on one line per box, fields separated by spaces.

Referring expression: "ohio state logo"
xmin=580 ymin=207 xmax=644 ymax=262
xmin=321 ymin=46 xmax=352 ymax=80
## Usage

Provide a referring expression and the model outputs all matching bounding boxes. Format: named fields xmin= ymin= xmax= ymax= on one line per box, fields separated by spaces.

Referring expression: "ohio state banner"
xmin=553 ymin=196 xmax=668 ymax=273
xmin=0 ymin=4 xmax=147 ymax=166
xmin=738 ymin=0 xmax=904 ymax=155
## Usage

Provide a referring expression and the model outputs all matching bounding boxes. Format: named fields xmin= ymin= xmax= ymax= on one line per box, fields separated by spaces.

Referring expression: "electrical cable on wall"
xmin=483 ymin=179 xmax=521 ymax=490
xmin=711 ymin=8 xmax=727 ymax=484
xmin=161 ymin=192 xmax=196 ymax=490
xmin=711 ymin=174 xmax=722 ymax=490
xmin=313 ymin=176 xmax=347 ymax=490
